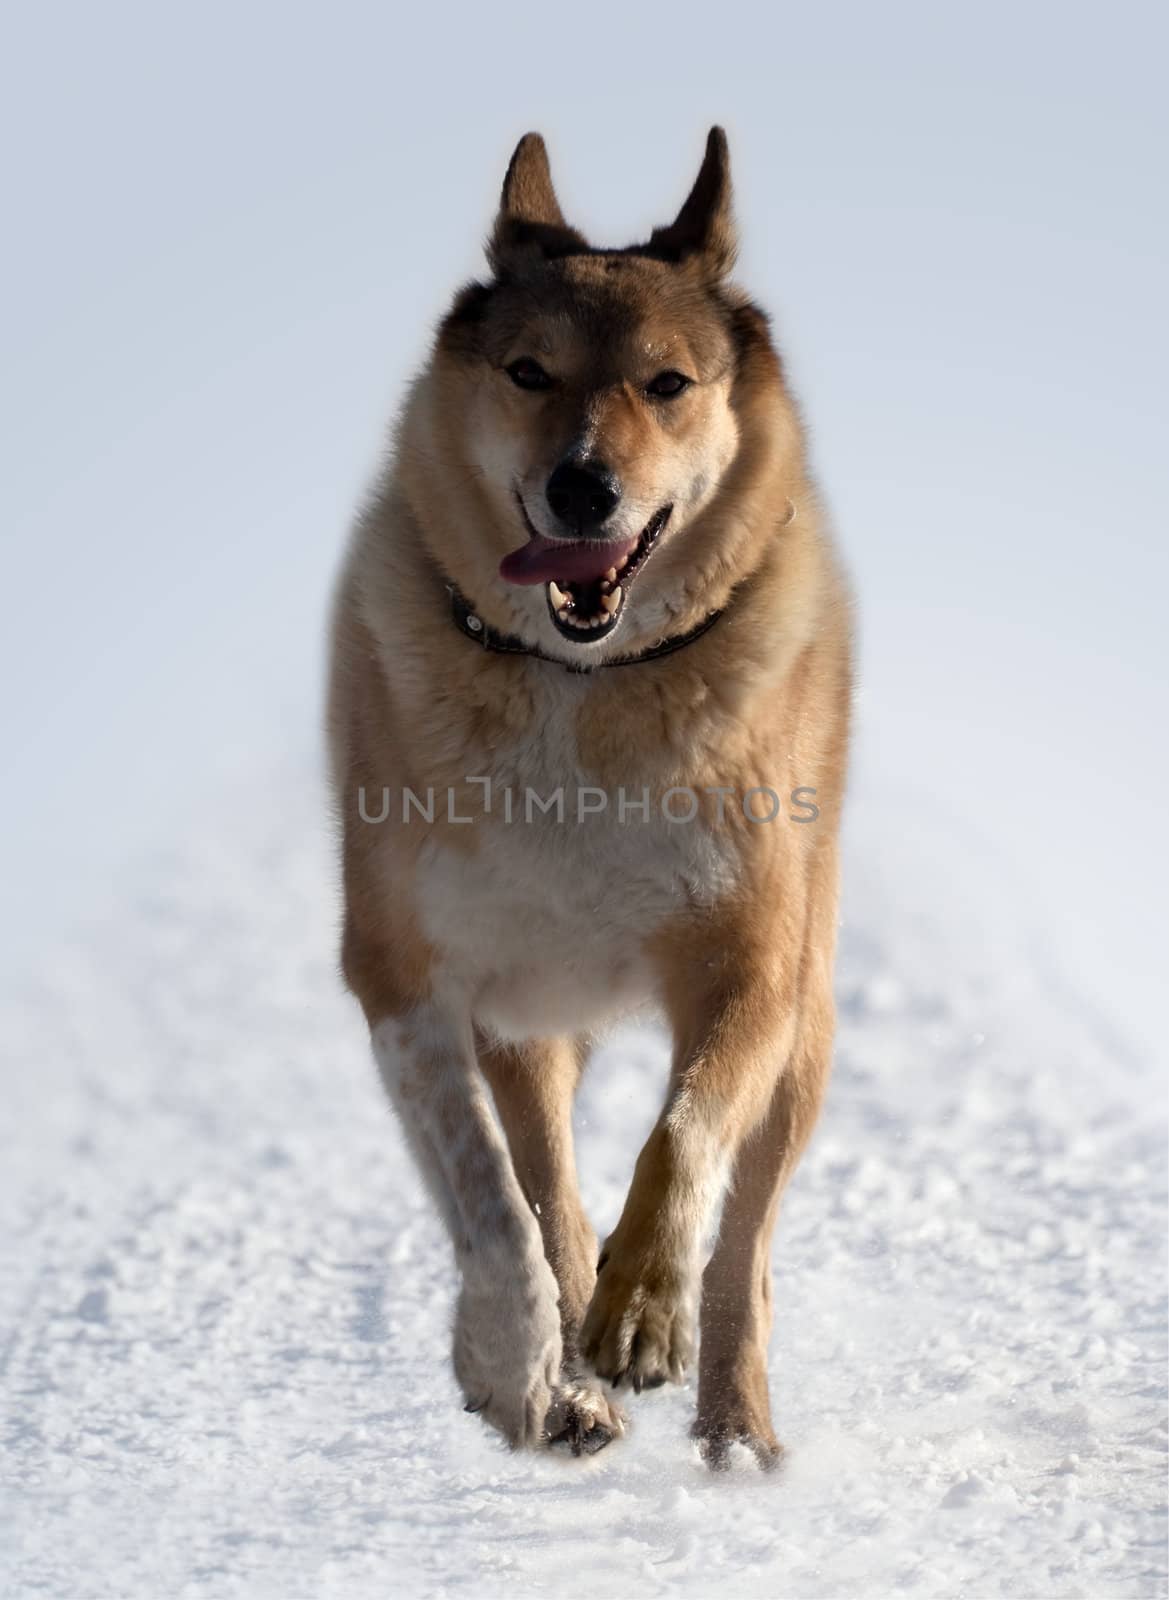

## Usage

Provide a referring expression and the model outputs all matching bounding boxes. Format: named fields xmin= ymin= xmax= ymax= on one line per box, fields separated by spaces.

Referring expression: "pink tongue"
xmin=499 ymin=532 xmax=639 ymax=587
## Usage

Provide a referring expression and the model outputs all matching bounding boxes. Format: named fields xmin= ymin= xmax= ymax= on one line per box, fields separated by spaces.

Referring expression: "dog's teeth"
xmin=557 ymin=606 xmax=570 ymax=619
xmin=548 ymin=581 xmax=567 ymax=608
xmin=605 ymin=567 xmax=617 ymax=583
xmin=616 ymin=555 xmax=630 ymax=571
xmin=601 ymin=589 xmax=621 ymax=614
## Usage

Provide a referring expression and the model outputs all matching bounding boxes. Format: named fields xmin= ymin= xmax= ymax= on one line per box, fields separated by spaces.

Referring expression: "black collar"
xmin=448 ymin=585 xmax=725 ymax=673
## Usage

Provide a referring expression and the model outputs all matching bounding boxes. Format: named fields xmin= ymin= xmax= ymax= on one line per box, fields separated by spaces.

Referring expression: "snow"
xmin=1 ymin=762 xmax=1164 ymax=1600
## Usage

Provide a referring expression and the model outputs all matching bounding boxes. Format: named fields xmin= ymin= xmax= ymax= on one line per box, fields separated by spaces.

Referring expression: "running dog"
xmin=328 ymin=128 xmax=852 ymax=1466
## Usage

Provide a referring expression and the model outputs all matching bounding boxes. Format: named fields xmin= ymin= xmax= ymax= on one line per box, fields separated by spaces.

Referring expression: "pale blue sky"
xmin=2 ymin=1 xmax=1165 ymax=1055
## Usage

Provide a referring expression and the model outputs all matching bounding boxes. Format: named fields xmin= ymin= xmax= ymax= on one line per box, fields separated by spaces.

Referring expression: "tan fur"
xmin=328 ymin=128 xmax=852 ymax=1464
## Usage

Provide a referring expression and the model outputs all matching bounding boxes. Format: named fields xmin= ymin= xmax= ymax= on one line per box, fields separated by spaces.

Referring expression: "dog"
xmin=327 ymin=127 xmax=852 ymax=1467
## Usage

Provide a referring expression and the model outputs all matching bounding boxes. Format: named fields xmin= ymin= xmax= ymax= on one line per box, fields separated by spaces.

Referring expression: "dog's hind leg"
xmin=690 ymin=994 xmax=831 ymax=1468
xmin=478 ymin=1035 xmax=626 ymax=1454
xmin=476 ymin=1035 xmax=594 ymax=1353
xmin=688 ymin=851 xmax=840 ymax=1466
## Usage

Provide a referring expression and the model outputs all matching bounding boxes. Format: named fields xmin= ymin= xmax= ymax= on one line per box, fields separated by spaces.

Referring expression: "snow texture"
xmin=1 ymin=761 xmax=1165 ymax=1600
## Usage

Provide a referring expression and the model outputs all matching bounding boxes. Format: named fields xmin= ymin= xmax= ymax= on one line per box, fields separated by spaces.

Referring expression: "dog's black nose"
xmin=545 ymin=461 xmax=621 ymax=534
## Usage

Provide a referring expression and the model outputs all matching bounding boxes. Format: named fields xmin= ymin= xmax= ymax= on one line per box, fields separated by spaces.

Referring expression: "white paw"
xmin=546 ymin=1376 xmax=627 ymax=1456
xmin=454 ymin=1246 xmax=562 ymax=1448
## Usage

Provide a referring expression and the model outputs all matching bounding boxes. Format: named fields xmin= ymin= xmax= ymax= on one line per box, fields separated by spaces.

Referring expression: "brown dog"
xmin=327 ymin=127 xmax=852 ymax=1466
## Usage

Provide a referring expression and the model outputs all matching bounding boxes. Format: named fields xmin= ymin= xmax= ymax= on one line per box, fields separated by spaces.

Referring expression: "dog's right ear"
xmin=488 ymin=133 xmax=587 ymax=272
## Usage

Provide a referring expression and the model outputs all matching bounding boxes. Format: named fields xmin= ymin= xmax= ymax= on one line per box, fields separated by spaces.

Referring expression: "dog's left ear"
xmin=649 ymin=126 xmax=737 ymax=281
xmin=489 ymin=133 xmax=587 ymax=271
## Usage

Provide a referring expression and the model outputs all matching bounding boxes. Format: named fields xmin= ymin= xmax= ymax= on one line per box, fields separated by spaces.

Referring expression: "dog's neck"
xmin=446 ymin=582 xmax=728 ymax=674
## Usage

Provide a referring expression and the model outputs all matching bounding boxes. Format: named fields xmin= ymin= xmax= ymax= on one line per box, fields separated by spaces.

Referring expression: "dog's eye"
xmin=645 ymin=370 xmax=692 ymax=399
xmin=506 ymin=358 xmax=553 ymax=391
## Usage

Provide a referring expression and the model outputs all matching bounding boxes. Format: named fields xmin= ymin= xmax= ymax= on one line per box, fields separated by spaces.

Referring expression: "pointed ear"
xmin=488 ymin=133 xmax=587 ymax=271
xmin=648 ymin=126 xmax=736 ymax=279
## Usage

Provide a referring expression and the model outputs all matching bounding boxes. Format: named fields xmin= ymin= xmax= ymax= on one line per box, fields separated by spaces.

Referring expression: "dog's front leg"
xmin=581 ymin=961 xmax=795 ymax=1394
xmin=371 ymin=1006 xmax=562 ymax=1448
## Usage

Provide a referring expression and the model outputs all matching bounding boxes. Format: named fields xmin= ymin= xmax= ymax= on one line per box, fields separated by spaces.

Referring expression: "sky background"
xmin=1 ymin=0 xmax=1165 ymax=1058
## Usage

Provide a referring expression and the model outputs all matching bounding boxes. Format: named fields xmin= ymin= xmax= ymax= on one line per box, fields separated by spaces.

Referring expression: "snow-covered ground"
xmin=2 ymin=760 xmax=1164 ymax=1600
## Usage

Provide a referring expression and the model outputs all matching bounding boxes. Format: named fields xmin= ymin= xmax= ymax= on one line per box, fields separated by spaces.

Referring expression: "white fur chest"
xmin=414 ymin=673 xmax=738 ymax=1040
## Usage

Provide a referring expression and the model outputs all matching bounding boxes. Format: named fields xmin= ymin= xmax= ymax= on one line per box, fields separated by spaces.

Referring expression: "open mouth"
xmin=499 ymin=504 xmax=672 ymax=644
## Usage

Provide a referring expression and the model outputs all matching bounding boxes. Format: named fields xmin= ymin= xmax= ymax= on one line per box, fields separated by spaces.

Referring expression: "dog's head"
xmin=422 ymin=129 xmax=789 ymax=660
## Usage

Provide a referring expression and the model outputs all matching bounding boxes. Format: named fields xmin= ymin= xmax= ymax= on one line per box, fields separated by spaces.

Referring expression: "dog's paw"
xmin=691 ymin=1389 xmax=783 ymax=1472
xmin=580 ymin=1244 xmax=695 ymax=1390
xmin=454 ymin=1248 xmax=563 ymax=1449
xmin=546 ymin=1375 xmax=627 ymax=1457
